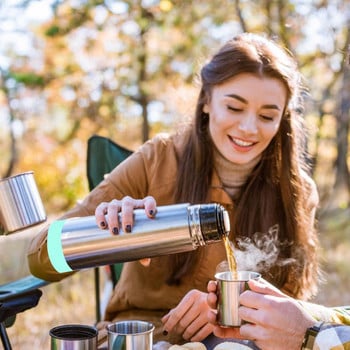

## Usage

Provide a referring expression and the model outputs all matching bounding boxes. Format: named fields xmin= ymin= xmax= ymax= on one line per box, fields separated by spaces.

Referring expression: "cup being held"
xmin=107 ymin=320 xmax=154 ymax=350
xmin=215 ymin=271 xmax=261 ymax=327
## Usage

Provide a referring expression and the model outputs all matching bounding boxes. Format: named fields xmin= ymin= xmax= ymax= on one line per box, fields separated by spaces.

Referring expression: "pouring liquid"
xmin=223 ymin=236 xmax=238 ymax=279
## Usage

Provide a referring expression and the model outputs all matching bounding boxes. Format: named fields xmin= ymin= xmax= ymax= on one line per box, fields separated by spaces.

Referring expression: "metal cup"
xmin=107 ymin=320 xmax=154 ymax=350
xmin=215 ymin=270 xmax=261 ymax=327
xmin=50 ymin=324 xmax=98 ymax=350
xmin=0 ymin=171 xmax=46 ymax=234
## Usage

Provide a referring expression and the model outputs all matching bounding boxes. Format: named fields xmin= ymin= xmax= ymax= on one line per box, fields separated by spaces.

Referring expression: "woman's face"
xmin=204 ymin=73 xmax=287 ymax=164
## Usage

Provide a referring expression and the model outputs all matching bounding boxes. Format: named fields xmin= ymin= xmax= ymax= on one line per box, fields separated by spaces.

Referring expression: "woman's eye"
xmin=227 ymin=106 xmax=242 ymax=112
xmin=260 ymin=114 xmax=274 ymax=121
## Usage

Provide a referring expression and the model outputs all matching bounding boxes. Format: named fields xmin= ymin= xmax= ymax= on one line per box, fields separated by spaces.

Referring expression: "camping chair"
xmin=0 ymin=276 xmax=47 ymax=350
xmin=86 ymin=135 xmax=133 ymax=322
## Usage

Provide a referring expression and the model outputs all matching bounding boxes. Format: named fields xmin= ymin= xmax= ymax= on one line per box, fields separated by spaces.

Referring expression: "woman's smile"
xmin=228 ymin=135 xmax=257 ymax=152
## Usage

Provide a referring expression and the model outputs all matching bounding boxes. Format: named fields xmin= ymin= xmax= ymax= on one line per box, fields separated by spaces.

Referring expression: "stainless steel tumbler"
xmin=47 ymin=203 xmax=230 ymax=273
xmin=50 ymin=324 xmax=98 ymax=350
xmin=107 ymin=320 xmax=154 ymax=350
xmin=0 ymin=171 xmax=46 ymax=234
xmin=216 ymin=271 xmax=261 ymax=327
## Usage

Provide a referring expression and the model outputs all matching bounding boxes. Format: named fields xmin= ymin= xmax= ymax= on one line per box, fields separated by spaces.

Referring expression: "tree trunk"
xmin=332 ymin=59 xmax=350 ymax=207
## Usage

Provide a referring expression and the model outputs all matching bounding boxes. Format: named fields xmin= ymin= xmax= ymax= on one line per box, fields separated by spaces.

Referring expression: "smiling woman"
xmin=27 ymin=33 xmax=320 ymax=348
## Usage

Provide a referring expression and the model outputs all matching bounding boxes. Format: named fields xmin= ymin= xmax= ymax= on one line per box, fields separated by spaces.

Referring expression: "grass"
xmin=1 ymin=208 xmax=350 ymax=349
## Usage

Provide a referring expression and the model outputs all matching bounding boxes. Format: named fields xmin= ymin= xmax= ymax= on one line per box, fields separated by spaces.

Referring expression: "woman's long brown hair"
xmin=167 ymin=33 xmax=319 ymax=299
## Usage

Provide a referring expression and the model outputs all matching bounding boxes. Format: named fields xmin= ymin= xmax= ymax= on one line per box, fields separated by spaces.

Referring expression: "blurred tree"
xmin=333 ymin=28 xmax=350 ymax=208
xmin=0 ymin=0 xmax=349 ymax=213
xmin=38 ymin=0 xmax=240 ymax=144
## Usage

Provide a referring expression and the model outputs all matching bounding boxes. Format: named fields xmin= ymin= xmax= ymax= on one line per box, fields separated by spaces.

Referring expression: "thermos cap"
xmin=197 ymin=203 xmax=230 ymax=243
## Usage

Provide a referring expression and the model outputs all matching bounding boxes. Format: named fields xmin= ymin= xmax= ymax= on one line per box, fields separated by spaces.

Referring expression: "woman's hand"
xmin=162 ymin=289 xmax=214 ymax=342
xmin=95 ymin=196 xmax=156 ymax=266
xmin=95 ymin=195 xmax=156 ymax=235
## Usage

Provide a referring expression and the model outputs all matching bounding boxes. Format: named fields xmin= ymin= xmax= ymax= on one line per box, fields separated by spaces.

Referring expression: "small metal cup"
xmin=50 ymin=324 xmax=98 ymax=350
xmin=0 ymin=171 xmax=46 ymax=234
xmin=215 ymin=270 xmax=261 ymax=327
xmin=107 ymin=320 xmax=154 ymax=350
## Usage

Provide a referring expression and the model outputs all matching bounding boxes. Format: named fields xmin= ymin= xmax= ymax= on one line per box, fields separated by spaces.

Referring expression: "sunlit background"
xmin=0 ymin=1 xmax=349 ymax=348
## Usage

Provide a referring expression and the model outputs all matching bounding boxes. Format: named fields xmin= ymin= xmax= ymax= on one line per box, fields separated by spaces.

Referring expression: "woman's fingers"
xmin=95 ymin=201 xmax=119 ymax=232
xmin=189 ymin=322 xmax=214 ymax=342
xmin=207 ymin=309 xmax=218 ymax=325
xmin=207 ymin=280 xmax=217 ymax=293
xmin=162 ymin=290 xmax=213 ymax=342
xmin=207 ymin=292 xmax=218 ymax=310
xmin=120 ymin=196 xmax=139 ymax=232
xmin=120 ymin=196 xmax=157 ymax=231
xmin=143 ymin=196 xmax=157 ymax=217
xmin=95 ymin=202 xmax=107 ymax=228
xmin=94 ymin=196 xmax=157 ymax=235
xmin=206 ymin=280 xmax=218 ymax=310
xmin=107 ymin=199 xmax=122 ymax=234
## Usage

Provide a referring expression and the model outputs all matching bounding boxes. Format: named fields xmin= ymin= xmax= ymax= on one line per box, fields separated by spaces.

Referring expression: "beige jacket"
xmin=27 ymin=131 xmax=318 ymax=345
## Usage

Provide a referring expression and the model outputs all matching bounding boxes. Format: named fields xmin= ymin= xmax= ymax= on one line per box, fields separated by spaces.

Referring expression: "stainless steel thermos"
xmin=47 ymin=203 xmax=230 ymax=273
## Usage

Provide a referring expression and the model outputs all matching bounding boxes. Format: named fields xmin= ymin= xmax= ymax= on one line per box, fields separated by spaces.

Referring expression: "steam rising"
xmin=217 ymin=224 xmax=296 ymax=273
